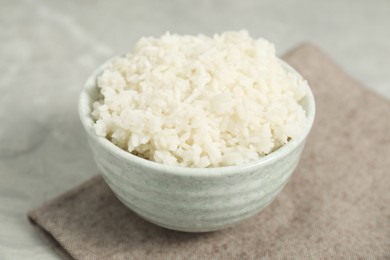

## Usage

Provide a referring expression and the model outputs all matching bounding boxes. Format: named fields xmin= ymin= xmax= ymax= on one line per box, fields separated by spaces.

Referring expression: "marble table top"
xmin=1 ymin=0 xmax=389 ymax=259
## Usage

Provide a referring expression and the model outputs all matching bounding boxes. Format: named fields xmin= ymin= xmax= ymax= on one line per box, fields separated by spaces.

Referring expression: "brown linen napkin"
xmin=28 ymin=44 xmax=390 ymax=260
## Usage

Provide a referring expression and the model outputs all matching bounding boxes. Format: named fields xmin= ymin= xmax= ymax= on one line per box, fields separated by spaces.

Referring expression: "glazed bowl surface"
xmin=78 ymin=58 xmax=316 ymax=232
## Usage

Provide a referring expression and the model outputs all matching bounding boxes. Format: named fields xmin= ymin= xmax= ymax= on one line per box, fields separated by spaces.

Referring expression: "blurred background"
xmin=0 ymin=0 xmax=389 ymax=259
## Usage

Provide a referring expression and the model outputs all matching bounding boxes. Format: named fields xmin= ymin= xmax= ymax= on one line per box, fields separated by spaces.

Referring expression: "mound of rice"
xmin=92 ymin=31 xmax=308 ymax=168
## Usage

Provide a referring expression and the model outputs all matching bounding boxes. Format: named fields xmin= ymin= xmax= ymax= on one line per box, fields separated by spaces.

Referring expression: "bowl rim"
xmin=78 ymin=57 xmax=316 ymax=177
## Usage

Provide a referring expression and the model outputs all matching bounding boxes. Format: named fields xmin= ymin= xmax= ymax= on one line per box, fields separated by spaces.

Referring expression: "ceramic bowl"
xmin=79 ymin=58 xmax=315 ymax=232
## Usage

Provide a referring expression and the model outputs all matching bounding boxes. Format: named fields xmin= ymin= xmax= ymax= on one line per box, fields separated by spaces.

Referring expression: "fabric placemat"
xmin=28 ymin=44 xmax=390 ymax=259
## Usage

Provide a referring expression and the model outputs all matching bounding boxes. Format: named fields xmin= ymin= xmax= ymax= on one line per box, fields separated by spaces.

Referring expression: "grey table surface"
xmin=1 ymin=0 xmax=389 ymax=259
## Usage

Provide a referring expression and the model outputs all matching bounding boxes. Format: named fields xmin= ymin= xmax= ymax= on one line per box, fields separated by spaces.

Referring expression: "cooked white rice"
xmin=92 ymin=31 xmax=308 ymax=168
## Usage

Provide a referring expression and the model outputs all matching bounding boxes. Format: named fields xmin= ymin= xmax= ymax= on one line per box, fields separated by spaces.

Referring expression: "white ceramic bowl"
xmin=79 ymin=59 xmax=315 ymax=232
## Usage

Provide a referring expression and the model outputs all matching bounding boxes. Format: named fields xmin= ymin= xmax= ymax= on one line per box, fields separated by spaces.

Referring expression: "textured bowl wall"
xmin=89 ymin=136 xmax=305 ymax=232
xmin=90 ymin=134 xmax=303 ymax=231
xmin=79 ymin=59 xmax=315 ymax=232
